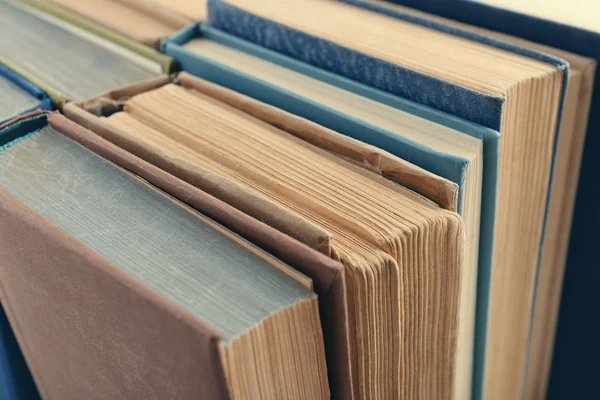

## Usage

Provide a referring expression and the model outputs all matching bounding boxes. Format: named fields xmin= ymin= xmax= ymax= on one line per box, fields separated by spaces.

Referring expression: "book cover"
xmin=62 ymin=72 xmax=470 ymax=398
xmin=173 ymin=17 xmax=502 ymax=399
xmin=18 ymin=0 xmax=175 ymax=71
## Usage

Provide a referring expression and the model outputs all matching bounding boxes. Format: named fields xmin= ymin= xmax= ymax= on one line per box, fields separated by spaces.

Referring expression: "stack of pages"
xmin=0 ymin=64 xmax=52 ymax=124
xmin=0 ymin=0 xmax=599 ymax=399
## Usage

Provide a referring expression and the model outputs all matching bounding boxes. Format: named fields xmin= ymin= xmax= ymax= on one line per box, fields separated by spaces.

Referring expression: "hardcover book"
xmin=39 ymin=0 xmax=196 ymax=48
xmin=0 ymin=0 xmax=172 ymax=107
xmin=0 ymin=64 xmax=52 ymax=125
xmin=0 ymin=111 xmax=348 ymax=399
xmin=0 ymin=1 xmax=594 ymax=399
xmin=0 ymin=64 xmax=52 ymax=400
xmin=0 ymin=305 xmax=39 ymax=400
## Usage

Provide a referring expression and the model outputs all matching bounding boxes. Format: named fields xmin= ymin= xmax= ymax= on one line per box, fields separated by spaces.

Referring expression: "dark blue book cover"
xmin=360 ymin=2 xmax=600 ymax=398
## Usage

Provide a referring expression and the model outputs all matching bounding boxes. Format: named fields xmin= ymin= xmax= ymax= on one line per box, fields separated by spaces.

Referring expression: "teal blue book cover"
xmin=0 ymin=117 xmax=47 ymax=400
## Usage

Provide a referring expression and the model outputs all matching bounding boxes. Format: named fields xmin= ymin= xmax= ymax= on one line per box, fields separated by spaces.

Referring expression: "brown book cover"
xmin=0 ymin=110 xmax=349 ymax=399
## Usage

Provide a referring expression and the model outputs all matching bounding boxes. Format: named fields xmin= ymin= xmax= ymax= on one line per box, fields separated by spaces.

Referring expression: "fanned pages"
xmin=182 ymin=37 xmax=484 ymax=398
xmin=86 ymin=81 xmax=465 ymax=400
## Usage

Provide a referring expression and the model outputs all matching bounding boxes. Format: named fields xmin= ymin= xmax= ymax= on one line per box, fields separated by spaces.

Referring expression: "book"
xmin=18 ymin=0 xmax=176 ymax=72
xmin=370 ymin=1 xmax=600 ymax=397
xmin=336 ymin=3 xmax=597 ymax=399
xmin=40 ymin=0 xmax=193 ymax=48
xmin=1 ymin=1 xmax=592 ymax=399
xmin=0 ymin=111 xmax=337 ymax=399
xmin=163 ymin=23 xmax=501 ymax=400
xmin=0 ymin=0 xmax=171 ymax=106
xmin=206 ymin=1 xmax=587 ymax=399
xmin=335 ymin=1 xmax=600 ymax=398
xmin=0 ymin=78 xmax=39 ymax=123
xmin=0 ymin=65 xmax=52 ymax=400
xmin=472 ymin=0 xmax=598 ymax=34
xmin=64 ymin=72 xmax=465 ymax=399
xmin=0 ymin=304 xmax=40 ymax=400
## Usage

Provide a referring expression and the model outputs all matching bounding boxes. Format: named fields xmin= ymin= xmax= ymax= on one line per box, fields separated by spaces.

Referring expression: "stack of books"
xmin=0 ymin=0 xmax=598 ymax=399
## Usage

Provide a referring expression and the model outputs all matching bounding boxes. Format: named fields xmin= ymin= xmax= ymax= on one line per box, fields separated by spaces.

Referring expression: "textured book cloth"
xmin=0 ymin=0 xmax=169 ymax=105
xmin=18 ymin=0 xmax=175 ymax=72
xmin=0 ymin=111 xmax=350 ymax=399
xmin=0 ymin=79 xmax=40 ymax=123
